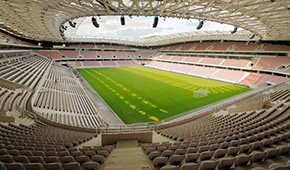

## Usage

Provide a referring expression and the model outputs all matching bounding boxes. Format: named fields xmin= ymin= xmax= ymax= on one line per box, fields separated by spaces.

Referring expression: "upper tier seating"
xmin=264 ymin=44 xmax=290 ymax=51
xmin=59 ymin=51 xmax=79 ymax=59
xmin=97 ymin=51 xmax=114 ymax=59
xmin=253 ymin=56 xmax=290 ymax=71
xmin=0 ymin=55 xmax=51 ymax=89
xmin=117 ymin=60 xmax=137 ymax=66
xmin=112 ymin=52 xmax=133 ymax=59
xmin=194 ymin=42 xmax=214 ymax=51
xmin=221 ymin=59 xmax=250 ymax=68
xmin=167 ymin=44 xmax=183 ymax=51
xmin=234 ymin=42 xmax=259 ymax=51
xmin=199 ymin=58 xmax=224 ymax=65
xmin=159 ymin=42 xmax=289 ymax=52
xmin=182 ymin=57 xmax=203 ymax=63
xmin=78 ymin=44 xmax=95 ymax=48
xmin=212 ymin=42 xmax=235 ymax=51
xmin=100 ymin=61 xmax=118 ymax=66
xmin=82 ymin=61 xmax=101 ymax=67
xmin=180 ymin=43 xmax=196 ymax=51
xmin=168 ymin=56 xmax=186 ymax=62
xmin=35 ymin=51 xmax=63 ymax=59
xmin=136 ymin=52 xmax=156 ymax=58
xmin=80 ymin=51 xmax=97 ymax=58
xmin=33 ymin=64 xmax=104 ymax=128
xmin=145 ymin=61 xmax=289 ymax=86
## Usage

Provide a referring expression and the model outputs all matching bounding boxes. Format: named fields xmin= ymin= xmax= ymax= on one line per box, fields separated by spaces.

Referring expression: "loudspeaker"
xmin=153 ymin=16 xmax=159 ymax=28
xmin=121 ymin=16 xmax=125 ymax=25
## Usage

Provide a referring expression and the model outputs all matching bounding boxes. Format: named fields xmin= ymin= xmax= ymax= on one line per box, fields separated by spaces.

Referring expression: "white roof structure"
xmin=0 ymin=0 xmax=289 ymax=43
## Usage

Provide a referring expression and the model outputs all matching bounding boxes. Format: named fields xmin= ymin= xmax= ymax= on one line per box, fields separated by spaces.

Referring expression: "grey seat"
xmin=62 ymin=162 xmax=81 ymax=170
xmin=75 ymin=155 xmax=89 ymax=164
xmin=153 ymin=156 xmax=168 ymax=167
xmin=91 ymin=155 xmax=105 ymax=163
xmin=169 ymin=155 xmax=184 ymax=165
xmin=230 ymin=140 xmax=240 ymax=147
xmin=265 ymin=148 xmax=279 ymax=159
xmin=4 ymin=163 xmax=25 ymax=170
xmin=251 ymin=141 xmax=263 ymax=151
xmin=234 ymin=154 xmax=251 ymax=167
xmin=28 ymin=156 xmax=44 ymax=163
xmin=209 ymin=144 xmax=220 ymax=151
xmin=43 ymin=162 xmax=64 ymax=170
xmin=227 ymin=147 xmax=240 ymax=156
xmin=12 ymin=156 xmax=29 ymax=163
xmin=269 ymin=163 xmax=290 ymax=170
xmin=262 ymin=139 xmax=273 ymax=148
xmin=24 ymin=163 xmax=44 ymax=170
xmin=199 ymin=146 xmax=210 ymax=153
xmin=217 ymin=157 xmax=235 ymax=170
xmin=200 ymin=160 xmax=218 ymax=170
xmin=239 ymin=144 xmax=251 ymax=154
xmin=277 ymin=145 xmax=290 ymax=156
xmin=0 ymin=162 xmax=6 ymax=170
xmin=174 ymin=149 xmax=186 ymax=155
xmin=180 ymin=163 xmax=199 ymax=170
xmin=220 ymin=142 xmax=230 ymax=149
xmin=200 ymin=151 xmax=213 ymax=161
xmin=82 ymin=161 xmax=100 ymax=170
xmin=0 ymin=155 xmax=13 ymax=163
xmin=185 ymin=153 xmax=199 ymax=163
xmin=214 ymin=149 xmax=227 ymax=159
xmin=149 ymin=151 xmax=161 ymax=160
xmin=160 ymin=165 xmax=179 ymax=170
xmin=59 ymin=156 xmax=75 ymax=163
xmin=97 ymin=150 xmax=109 ymax=157
xmin=187 ymin=147 xmax=198 ymax=153
xmin=44 ymin=156 xmax=59 ymax=163
xmin=250 ymin=151 xmax=266 ymax=163
xmin=161 ymin=150 xmax=174 ymax=157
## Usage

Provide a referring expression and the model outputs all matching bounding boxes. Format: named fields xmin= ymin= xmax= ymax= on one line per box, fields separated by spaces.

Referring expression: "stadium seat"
xmin=153 ymin=156 xmax=168 ymax=167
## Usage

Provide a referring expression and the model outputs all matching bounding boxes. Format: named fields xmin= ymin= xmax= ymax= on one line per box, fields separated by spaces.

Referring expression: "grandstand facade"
xmin=0 ymin=0 xmax=290 ymax=170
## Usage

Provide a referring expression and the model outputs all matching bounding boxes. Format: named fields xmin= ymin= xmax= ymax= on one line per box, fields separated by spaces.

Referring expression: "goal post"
xmin=193 ymin=89 xmax=208 ymax=98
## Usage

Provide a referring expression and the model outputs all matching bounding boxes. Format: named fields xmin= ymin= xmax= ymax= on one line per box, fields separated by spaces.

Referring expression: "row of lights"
xmin=64 ymin=16 xmax=256 ymax=40
xmin=90 ymin=16 xmax=240 ymax=34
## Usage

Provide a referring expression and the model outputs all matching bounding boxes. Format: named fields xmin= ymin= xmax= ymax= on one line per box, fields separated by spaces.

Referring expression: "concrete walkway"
xmin=79 ymin=76 xmax=124 ymax=125
xmin=101 ymin=140 xmax=154 ymax=170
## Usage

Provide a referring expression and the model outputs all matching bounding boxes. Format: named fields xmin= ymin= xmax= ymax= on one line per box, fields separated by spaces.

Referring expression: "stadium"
xmin=0 ymin=0 xmax=290 ymax=170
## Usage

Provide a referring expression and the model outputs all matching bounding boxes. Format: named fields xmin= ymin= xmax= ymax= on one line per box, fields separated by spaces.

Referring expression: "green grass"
xmin=78 ymin=66 xmax=251 ymax=124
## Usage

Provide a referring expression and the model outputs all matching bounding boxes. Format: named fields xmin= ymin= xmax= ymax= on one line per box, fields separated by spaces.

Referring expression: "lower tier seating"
xmin=0 ymin=120 xmax=113 ymax=170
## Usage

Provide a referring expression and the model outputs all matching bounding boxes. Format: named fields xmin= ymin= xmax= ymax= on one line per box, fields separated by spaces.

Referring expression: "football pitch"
xmin=78 ymin=66 xmax=251 ymax=124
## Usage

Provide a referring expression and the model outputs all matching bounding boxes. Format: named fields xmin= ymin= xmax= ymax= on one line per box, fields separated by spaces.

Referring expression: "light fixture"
xmin=121 ymin=16 xmax=125 ymax=25
xmin=231 ymin=27 xmax=238 ymax=34
xmin=92 ymin=17 xmax=99 ymax=28
xmin=196 ymin=20 xmax=204 ymax=30
xmin=153 ymin=16 xmax=159 ymax=28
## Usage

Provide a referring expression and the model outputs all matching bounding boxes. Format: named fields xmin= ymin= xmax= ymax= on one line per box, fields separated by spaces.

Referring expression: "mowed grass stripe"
xmin=78 ymin=66 xmax=251 ymax=124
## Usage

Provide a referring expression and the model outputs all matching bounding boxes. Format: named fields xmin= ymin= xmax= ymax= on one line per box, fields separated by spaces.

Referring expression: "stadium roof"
xmin=0 ymin=0 xmax=289 ymax=43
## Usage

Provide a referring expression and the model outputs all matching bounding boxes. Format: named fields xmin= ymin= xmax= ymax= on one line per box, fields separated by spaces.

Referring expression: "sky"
xmin=76 ymin=16 xmax=237 ymax=41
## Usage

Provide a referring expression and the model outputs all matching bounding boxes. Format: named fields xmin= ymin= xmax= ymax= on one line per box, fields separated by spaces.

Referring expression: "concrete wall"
xmin=102 ymin=132 xmax=152 ymax=146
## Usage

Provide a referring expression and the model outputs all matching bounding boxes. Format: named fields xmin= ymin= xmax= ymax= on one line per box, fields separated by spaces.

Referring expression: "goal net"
xmin=193 ymin=89 xmax=208 ymax=98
